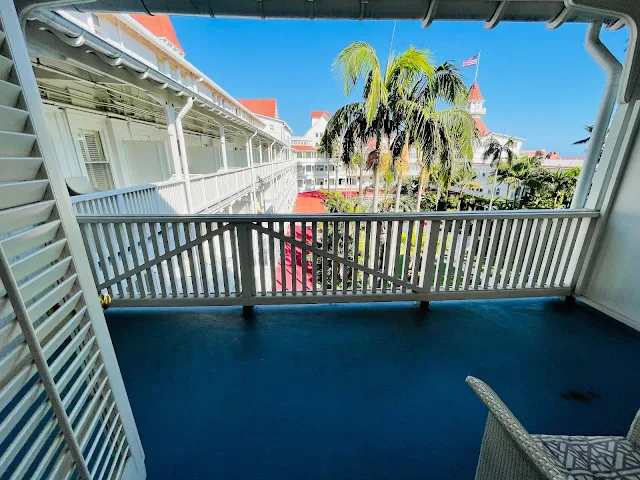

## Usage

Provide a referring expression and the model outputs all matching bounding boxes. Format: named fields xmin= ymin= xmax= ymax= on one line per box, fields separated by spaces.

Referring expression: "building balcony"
xmin=70 ymin=159 xmax=297 ymax=215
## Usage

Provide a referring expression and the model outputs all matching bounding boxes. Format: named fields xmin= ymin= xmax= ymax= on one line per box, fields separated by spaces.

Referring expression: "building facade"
xmin=28 ymin=11 xmax=297 ymax=216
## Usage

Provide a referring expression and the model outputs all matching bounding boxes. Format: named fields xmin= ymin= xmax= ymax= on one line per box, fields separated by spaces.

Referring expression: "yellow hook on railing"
xmin=99 ymin=293 xmax=111 ymax=309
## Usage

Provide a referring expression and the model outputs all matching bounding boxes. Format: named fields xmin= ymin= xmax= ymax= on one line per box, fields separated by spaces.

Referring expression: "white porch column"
xmin=219 ymin=123 xmax=228 ymax=171
xmin=246 ymin=134 xmax=258 ymax=212
xmin=161 ymin=101 xmax=183 ymax=177
xmin=175 ymin=98 xmax=194 ymax=214
xmin=259 ymin=139 xmax=263 ymax=164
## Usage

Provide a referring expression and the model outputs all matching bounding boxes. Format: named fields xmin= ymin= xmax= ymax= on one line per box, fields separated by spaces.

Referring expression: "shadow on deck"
xmin=105 ymin=298 xmax=640 ymax=479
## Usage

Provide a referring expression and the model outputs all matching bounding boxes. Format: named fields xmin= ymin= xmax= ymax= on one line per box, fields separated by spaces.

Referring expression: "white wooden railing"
xmin=71 ymin=160 xmax=296 ymax=216
xmin=76 ymin=209 xmax=598 ymax=307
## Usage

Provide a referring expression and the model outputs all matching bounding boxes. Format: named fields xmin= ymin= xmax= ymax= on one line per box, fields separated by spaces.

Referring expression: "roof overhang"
xmin=18 ymin=1 xmax=640 ymax=103
xmin=49 ymin=0 xmax=620 ymax=25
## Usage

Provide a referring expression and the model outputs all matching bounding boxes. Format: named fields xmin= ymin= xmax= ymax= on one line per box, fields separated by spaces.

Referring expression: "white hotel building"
xmin=292 ymin=82 xmax=582 ymax=201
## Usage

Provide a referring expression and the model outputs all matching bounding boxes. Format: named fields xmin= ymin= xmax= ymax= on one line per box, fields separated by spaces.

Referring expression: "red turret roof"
xmin=468 ymin=82 xmax=484 ymax=101
xmin=474 ymin=117 xmax=490 ymax=136
xmin=238 ymin=99 xmax=278 ymax=118
xmin=311 ymin=111 xmax=331 ymax=119
xmin=130 ymin=15 xmax=184 ymax=54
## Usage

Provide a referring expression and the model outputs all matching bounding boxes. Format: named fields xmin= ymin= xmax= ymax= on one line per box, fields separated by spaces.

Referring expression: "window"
xmin=78 ymin=130 xmax=114 ymax=190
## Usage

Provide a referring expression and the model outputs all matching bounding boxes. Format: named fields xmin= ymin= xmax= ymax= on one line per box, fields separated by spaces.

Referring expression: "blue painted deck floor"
xmin=106 ymin=299 xmax=640 ymax=479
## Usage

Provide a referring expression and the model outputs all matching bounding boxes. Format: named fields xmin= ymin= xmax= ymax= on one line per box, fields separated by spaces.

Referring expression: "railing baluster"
xmin=114 ymin=221 xmax=136 ymax=298
xmin=124 ymin=223 xmax=147 ymax=298
xmin=322 ymin=221 xmax=328 ymax=295
xmin=442 ymin=220 xmax=458 ymax=291
xmin=279 ymin=221 xmax=287 ymax=295
xmin=257 ymin=222 xmax=267 ymax=296
xmin=291 ymin=221 xmax=297 ymax=296
xmin=363 ymin=220 xmax=372 ymax=292
xmin=521 ymin=218 xmax=547 ymax=288
xmin=401 ymin=220 xmax=414 ymax=293
xmin=142 ymin=222 xmax=162 ymax=297
xmin=342 ymin=221 xmax=350 ymax=295
xmin=353 ymin=220 xmax=361 ymax=294
xmin=196 ymin=222 xmax=210 ymax=297
xmin=462 ymin=220 xmax=480 ymax=291
xmin=421 ymin=220 xmax=441 ymax=291
xmin=160 ymin=223 xmax=177 ymax=297
xmin=268 ymin=221 xmax=277 ymax=296
xmin=218 ymin=223 xmax=231 ymax=297
xmin=480 ymin=219 xmax=502 ymax=290
xmin=489 ymin=219 xmax=510 ymax=289
xmin=471 ymin=219 xmax=491 ymax=290
xmin=547 ymin=217 xmax=571 ymax=287
xmin=510 ymin=218 xmax=533 ymax=289
xmin=311 ymin=221 xmax=317 ymax=295
xmin=391 ymin=220 xmax=404 ymax=294
xmin=371 ymin=221 xmax=382 ymax=294
xmin=451 ymin=220 xmax=468 ymax=290
xmin=558 ymin=218 xmax=581 ymax=286
xmin=301 ymin=221 xmax=308 ymax=296
xmin=538 ymin=217 xmax=562 ymax=288
xmin=433 ymin=220 xmax=449 ymax=292
xmin=104 ymin=222 xmax=126 ymax=297
xmin=185 ymin=223 xmax=200 ymax=296
xmin=332 ymin=221 xmax=339 ymax=295
xmin=205 ymin=222 xmax=220 ymax=297
xmin=229 ymin=226 xmax=242 ymax=297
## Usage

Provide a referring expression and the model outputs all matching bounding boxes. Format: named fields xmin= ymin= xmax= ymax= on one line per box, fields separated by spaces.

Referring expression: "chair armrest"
xmin=466 ymin=376 xmax=566 ymax=480
xmin=628 ymin=408 xmax=640 ymax=449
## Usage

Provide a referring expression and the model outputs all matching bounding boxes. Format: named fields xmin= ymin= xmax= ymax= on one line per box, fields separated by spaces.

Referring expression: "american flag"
xmin=462 ymin=54 xmax=479 ymax=67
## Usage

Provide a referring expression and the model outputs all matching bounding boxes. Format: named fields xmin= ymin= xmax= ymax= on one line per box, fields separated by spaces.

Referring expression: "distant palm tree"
xmin=573 ymin=125 xmax=593 ymax=145
xmin=452 ymin=166 xmax=480 ymax=210
xmin=482 ymin=137 xmax=517 ymax=209
xmin=491 ymin=155 xmax=543 ymax=208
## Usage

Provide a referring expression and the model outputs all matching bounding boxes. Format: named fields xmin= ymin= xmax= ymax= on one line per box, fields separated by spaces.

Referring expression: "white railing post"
xmin=235 ymin=222 xmax=256 ymax=308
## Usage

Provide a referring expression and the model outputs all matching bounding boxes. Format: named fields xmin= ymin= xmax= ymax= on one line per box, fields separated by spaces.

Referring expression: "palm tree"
xmin=482 ymin=137 xmax=517 ymax=209
xmin=324 ymin=42 xmax=435 ymax=212
xmin=452 ymin=165 xmax=480 ymax=210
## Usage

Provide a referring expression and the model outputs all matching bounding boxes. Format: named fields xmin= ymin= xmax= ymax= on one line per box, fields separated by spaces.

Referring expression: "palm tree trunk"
xmin=372 ymin=169 xmax=380 ymax=213
xmin=435 ymin=184 xmax=443 ymax=211
xmin=359 ymin=165 xmax=364 ymax=201
xmin=394 ymin=174 xmax=403 ymax=212
xmin=489 ymin=174 xmax=498 ymax=210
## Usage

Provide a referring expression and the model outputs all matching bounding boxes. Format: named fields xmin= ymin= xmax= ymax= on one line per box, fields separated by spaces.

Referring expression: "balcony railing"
xmin=76 ymin=209 xmax=597 ymax=307
xmin=71 ymin=160 xmax=296 ymax=215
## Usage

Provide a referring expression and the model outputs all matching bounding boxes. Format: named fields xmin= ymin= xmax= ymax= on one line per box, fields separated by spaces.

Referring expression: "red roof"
xmin=293 ymin=192 xmax=327 ymax=214
xmin=468 ymin=82 xmax=484 ymax=101
xmin=237 ymin=99 xmax=278 ymax=118
xmin=474 ymin=117 xmax=490 ymax=136
xmin=311 ymin=111 xmax=331 ymax=119
xmin=292 ymin=145 xmax=316 ymax=151
xmin=130 ymin=15 xmax=184 ymax=54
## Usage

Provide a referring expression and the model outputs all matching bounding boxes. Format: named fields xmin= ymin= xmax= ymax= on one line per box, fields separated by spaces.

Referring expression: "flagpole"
xmin=474 ymin=50 xmax=481 ymax=83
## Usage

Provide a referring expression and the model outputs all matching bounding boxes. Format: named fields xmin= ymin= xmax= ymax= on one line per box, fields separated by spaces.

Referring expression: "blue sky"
xmin=171 ymin=17 xmax=627 ymax=156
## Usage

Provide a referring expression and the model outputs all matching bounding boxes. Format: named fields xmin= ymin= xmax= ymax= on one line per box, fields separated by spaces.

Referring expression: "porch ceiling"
xmin=58 ymin=0 xmax=620 ymax=25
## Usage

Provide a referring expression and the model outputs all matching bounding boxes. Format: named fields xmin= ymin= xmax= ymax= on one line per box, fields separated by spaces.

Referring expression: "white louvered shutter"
xmin=78 ymin=130 xmax=114 ymax=190
xmin=0 ymin=3 xmax=145 ymax=479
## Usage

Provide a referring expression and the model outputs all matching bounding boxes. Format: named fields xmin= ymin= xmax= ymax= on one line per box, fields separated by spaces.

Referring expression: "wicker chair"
xmin=466 ymin=376 xmax=640 ymax=480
